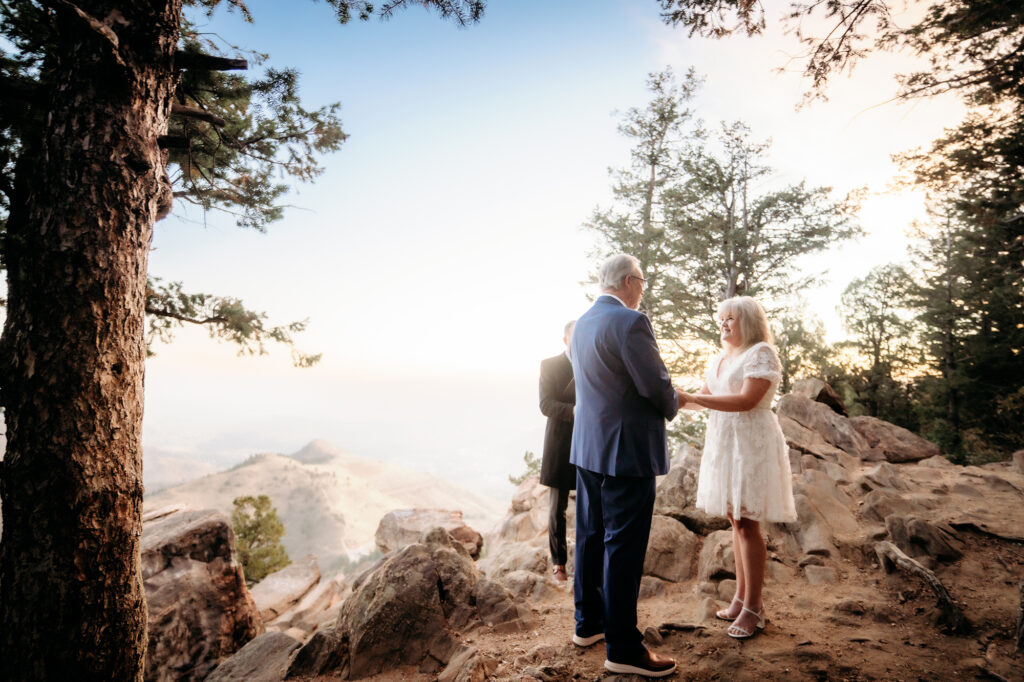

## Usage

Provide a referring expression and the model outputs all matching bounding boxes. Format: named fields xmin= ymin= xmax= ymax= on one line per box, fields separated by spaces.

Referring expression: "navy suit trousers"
xmin=573 ymin=467 xmax=655 ymax=661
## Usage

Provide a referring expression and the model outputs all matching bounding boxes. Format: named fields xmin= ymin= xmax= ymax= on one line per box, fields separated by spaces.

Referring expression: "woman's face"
xmin=719 ymin=310 xmax=742 ymax=348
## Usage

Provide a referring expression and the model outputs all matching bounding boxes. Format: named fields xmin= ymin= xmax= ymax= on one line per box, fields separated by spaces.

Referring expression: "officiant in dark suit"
xmin=539 ymin=320 xmax=576 ymax=582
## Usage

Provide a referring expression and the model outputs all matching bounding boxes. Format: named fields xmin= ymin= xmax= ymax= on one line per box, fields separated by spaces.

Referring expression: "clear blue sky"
xmin=142 ymin=0 xmax=963 ymax=499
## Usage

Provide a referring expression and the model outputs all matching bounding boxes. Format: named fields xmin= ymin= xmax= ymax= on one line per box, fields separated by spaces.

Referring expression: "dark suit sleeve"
xmin=540 ymin=359 xmax=575 ymax=423
xmin=622 ymin=315 xmax=679 ymax=421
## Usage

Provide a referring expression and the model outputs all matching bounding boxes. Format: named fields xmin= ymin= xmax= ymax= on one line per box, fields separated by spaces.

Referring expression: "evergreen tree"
xmin=772 ymin=305 xmax=831 ymax=394
xmin=660 ymin=121 xmax=860 ymax=353
xmin=587 ymin=78 xmax=860 ymax=374
xmin=656 ymin=1 xmax=1024 ymax=106
xmin=508 ymin=450 xmax=541 ymax=486
xmin=835 ymin=264 xmax=918 ymax=423
xmin=232 ymin=494 xmax=290 ymax=584
xmin=586 ymin=66 xmax=702 ymax=320
xmin=0 ymin=1 xmax=484 ymax=678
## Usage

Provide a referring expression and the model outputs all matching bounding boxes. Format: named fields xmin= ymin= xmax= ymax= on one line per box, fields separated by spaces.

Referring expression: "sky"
xmin=140 ymin=0 xmax=966 ymax=501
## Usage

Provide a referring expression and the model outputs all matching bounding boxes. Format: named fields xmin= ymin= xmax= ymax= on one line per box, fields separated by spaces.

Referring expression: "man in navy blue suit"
xmin=569 ymin=253 xmax=682 ymax=677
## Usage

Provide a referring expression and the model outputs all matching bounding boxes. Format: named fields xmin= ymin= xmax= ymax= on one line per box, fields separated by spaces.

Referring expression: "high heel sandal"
xmin=727 ymin=606 xmax=766 ymax=639
xmin=716 ymin=597 xmax=743 ymax=621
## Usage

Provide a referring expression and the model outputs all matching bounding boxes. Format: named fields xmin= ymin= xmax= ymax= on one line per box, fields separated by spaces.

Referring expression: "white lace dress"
xmin=695 ymin=342 xmax=797 ymax=523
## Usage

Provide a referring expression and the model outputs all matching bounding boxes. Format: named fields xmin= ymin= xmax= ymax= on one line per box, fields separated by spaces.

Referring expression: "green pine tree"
xmin=232 ymin=494 xmax=291 ymax=584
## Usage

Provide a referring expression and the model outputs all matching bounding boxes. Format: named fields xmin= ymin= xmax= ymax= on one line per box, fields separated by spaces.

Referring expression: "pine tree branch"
xmin=175 ymin=51 xmax=248 ymax=72
xmin=170 ymin=103 xmax=226 ymax=127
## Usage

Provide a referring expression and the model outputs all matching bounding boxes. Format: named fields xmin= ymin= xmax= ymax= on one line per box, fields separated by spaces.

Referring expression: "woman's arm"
xmin=686 ymin=377 xmax=771 ymax=412
xmin=679 ymin=383 xmax=711 ymax=410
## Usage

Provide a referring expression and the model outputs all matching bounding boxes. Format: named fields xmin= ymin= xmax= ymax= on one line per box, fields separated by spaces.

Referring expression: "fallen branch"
xmin=874 ymin=541 xmax=970 ymax=634
xmin=658 ymin=621 xmax=706 ymax=634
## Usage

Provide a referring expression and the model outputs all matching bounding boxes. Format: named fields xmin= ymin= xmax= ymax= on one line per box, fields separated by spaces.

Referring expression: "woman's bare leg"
xmin=721 ymin=515 xmax=745 ymax=619
xmin=730 ymin=517 xmax=766 ymax=633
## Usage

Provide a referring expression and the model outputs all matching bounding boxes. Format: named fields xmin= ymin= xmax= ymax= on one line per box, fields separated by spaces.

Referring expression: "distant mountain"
xmin=144 ymin=439 xmax=505 ymax=572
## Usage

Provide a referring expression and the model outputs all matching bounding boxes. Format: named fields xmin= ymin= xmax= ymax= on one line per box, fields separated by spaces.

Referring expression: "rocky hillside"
xmin=144 ymin=439 xmax=505 ymax=570
xmin=146 ymin=381 xmax=1024 ymax=681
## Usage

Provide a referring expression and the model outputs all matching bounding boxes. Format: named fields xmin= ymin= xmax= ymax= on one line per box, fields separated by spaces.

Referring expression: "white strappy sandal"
xmin=727 ymin=606 xmax=766 ymax=639
xmin=716 ymin=597 xmax=743 ymax=621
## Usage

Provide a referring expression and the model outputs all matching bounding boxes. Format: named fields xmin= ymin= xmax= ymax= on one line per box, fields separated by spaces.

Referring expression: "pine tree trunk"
xmin=0 ymin=2 xmax=180 ymax=679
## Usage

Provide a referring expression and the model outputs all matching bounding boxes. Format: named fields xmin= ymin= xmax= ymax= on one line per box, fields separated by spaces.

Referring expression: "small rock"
xmin=695 ymin=581 xmax=718 ymax=597
xmin=639 ymin=576 xmax=667 ymax=600
xmin=697 ymin=596 xmax=718 ymax=622
xmin=717 ymin=579 xmax=737 ymax=602
xmin=644 ymin=626 xmax=663 ymax=645
xmin=1012 ymin=450 xmax=1024 ymax=474
xmin=833 ymin=599 xmax=867 ymax=615
xmin=804 ymin=565 xmax=837 ymax=585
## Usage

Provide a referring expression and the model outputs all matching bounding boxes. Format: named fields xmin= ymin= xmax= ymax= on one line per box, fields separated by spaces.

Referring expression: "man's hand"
xmin=677 ymin=390 xmax=701 ymax=410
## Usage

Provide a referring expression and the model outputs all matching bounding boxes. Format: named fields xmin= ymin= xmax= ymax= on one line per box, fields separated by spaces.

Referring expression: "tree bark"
xmin=0 ymin=1 xmax=181 ymax=679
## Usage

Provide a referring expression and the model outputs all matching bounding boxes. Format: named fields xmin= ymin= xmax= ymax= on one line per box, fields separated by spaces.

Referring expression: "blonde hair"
xmin=718 ymin=296 xmax=772 ymax=349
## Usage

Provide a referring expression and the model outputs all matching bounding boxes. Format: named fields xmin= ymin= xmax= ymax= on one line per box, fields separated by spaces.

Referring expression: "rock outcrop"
xmin=284 ymin=528 xmax=530 ymax=679
xmin=777 ymin=394 xmax=871 ymax=459
xmin=851 ymin=415 xmax=941 ymax=462
xmin=142 ymin=507 xmax=262 ymax=682
xmin=375 ymin=508 xmax=483 ymax=558
xmin=162 ymin=378 xmax=1024 ymax=681
xmin=206 ymin=632 xmax=301 ymax=682
xmin=250 ymin=554 xmax=321 ymax=623
xmin=791 ymin=377 xmax=848 ymax=416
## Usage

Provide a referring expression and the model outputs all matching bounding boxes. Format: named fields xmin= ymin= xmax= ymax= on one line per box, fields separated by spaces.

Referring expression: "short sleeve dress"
xmin=695 ymin=342 xmax=797 ymax=523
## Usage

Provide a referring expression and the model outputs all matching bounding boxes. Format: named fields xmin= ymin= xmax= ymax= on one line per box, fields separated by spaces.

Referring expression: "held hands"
xmin=676 ymin=390 xmax=701 ymax=410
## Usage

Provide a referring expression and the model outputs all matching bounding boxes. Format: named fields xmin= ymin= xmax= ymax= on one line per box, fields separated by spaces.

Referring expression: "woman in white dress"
xmin=680 ymin=296 xmax=796 ymax=639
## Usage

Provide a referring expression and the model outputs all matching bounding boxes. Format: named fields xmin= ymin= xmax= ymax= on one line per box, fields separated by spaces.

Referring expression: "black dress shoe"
xmin=604 ymin=647 xmax=677 ymax=677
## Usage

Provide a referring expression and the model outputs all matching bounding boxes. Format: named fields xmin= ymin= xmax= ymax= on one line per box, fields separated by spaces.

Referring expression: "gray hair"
xmin=563 ymin=320 xmax=576 ymax=338
xmin=718 ymin=296 xmax=773 ymax=348
xmin=598 ymin=254 xmax=640 ymax=290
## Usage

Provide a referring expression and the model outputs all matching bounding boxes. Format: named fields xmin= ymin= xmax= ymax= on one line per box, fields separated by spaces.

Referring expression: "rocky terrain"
xmin=144 ymin=439 xmax=504 ymax=569
xmin=142 ymin=381 xmax=1024 ymax=681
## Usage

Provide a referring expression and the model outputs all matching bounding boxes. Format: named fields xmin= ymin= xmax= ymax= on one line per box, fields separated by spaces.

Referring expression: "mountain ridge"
xmin=144 ymin=439 xmax=505 ymax=572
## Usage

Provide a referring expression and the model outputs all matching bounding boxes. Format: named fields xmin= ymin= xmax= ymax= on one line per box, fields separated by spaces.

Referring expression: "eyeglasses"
xmin=629 ymin=274 xmax=646 ymax=285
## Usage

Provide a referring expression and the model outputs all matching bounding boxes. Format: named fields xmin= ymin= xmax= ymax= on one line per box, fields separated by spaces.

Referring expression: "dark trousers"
xmin=573 ymin=467 xmax=655 ymax=662
xmin=548 ymin=486 xmax=571 ymax=566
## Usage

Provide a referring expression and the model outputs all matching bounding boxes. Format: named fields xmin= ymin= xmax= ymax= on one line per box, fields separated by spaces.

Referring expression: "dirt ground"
xmin=360 ymin=468 xmax=1024 ymax=681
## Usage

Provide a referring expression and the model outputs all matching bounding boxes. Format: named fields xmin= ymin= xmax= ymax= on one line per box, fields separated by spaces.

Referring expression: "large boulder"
xmin=287 ymin=531 xmax=527 ymax=679
xmin=142 ymin=508 xmax=263 ymax=682
xmin=850 ymin=416 xmax=941 ymax=463
xmin=885 ymin=515 xmax=965 ymax=562
xmin=487 ymin=477 xmax=573 ymax=547
xmin=779 ymin=416 xmax=855 ymax=464
xmin=375 ymin=509 xmax=482 ymax=558
xmin=777 ymin=394 xmax=870 ymax=459
xmin=791 ymin=378 xmax=848 ymax=416
xmin=643 ymin=515 xmax=699 ymax=582
xmin=477 ymin=540 xmax=548 ymax=580
xmin=784 ymin=472 xmax=860 ymax=558
xmin=206 ymin=632 xmax=301 ymax=682
xmin=697 ymin=530 xmax=735 ymax=581
xmin=654 ymin=453 xmax=729 ymax=535
xmin=250 ymin=554 xmax=321 ymax=623
xmin=267 ymin=574 xmax=345 ymax=635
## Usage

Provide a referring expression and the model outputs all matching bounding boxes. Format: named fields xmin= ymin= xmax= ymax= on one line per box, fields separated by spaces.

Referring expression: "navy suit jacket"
xmin=569 ymin=295 xmax=678 ymax=477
